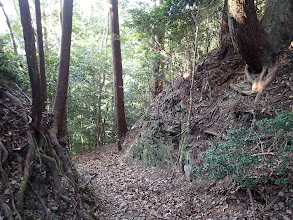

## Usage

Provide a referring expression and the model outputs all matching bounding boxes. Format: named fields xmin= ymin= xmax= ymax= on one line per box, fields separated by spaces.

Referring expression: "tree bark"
xmin=110 ymin=0 xmax=128 ymax=142
xmin=227 ymin=0 xmax=274 ymax=71
xmin=52 ymin=0 xmax=73 ymax=135
xmin=218 ymin=0 xmax=232 ymax=60
xmin=261 ymin=0 xmax=293 ymax=49
xmin=152 ymin=0 xmax=164 ymax=97
xmin=18 ymin=0 xmax=42 ymax=129
xmin=35 ymin=0 xmax=47 ymax=112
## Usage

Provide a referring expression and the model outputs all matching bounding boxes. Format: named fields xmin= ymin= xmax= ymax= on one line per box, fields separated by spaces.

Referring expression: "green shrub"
xmin=195 ymin=110 xmax=293 ymax=189
xmin=0 ymin=37 xmax=28 ymax=86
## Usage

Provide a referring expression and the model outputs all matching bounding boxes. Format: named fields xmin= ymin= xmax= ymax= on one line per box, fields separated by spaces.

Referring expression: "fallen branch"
xmin=247 ymin=189 xmax=256 ymax=220
xmin=0 ymin=140 xmax=8 ymax=166
xmin=252 ymin=152 xmax=275 ymax=157
xmin=83 ymin=173 xmax=99 ymax=188
xmin=14 ymin=83 xmax=32 ymax=104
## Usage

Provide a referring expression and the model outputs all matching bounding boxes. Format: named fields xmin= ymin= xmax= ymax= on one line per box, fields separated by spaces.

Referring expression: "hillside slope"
xmin=126 ymin=46 xmax=293 ymax=219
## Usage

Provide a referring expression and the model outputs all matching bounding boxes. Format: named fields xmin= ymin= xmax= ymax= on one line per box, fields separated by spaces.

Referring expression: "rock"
xmin=184 ymin=164 xmax=193 ymax=181
xmin=51 ymin=206 xmax=58 ymax=211
xmin=278 ymin=202 xmax=285 ymax=208
xmin=282 ymin=215 xmax=291 ymax=220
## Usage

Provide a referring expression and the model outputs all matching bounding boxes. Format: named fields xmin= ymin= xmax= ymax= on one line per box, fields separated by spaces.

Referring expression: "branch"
xmin=72 ymin=20 xmax=99 ymax=43
xmin=14 ymin=83 xmax=32 ymax=104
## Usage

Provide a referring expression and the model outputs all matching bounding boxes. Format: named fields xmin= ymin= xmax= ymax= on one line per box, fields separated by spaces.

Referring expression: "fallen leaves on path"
xmin=73 ymin=143 xmax=243 ymax=220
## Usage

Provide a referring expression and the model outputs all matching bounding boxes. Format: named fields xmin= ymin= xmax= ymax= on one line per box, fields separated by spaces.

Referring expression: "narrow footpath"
xmin=73 ymin=142 xmax=244 ymax=219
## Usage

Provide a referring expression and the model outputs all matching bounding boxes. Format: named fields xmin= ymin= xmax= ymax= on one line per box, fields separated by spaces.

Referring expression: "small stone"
xmin=282 ymin=215 xmax=291 ymax=220
xmin=273 ymin=204 xmax=279 ymax=211
xmin=51 ymin=206 xmax=58 ymax=211
xmin=119 ymin=202 xmax=127 ymax=208
xmin=4 ymin=189 xmax=10 ymax=195
xmin=278 ymin=202 xmax=285 ymax=208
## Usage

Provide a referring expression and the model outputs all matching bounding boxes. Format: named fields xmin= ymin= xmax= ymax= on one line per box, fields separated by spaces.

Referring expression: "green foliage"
xmin=0 ymin=37 xmax=28 ymax=86
xmin=195 ymin=110 xmax=293 ymax=189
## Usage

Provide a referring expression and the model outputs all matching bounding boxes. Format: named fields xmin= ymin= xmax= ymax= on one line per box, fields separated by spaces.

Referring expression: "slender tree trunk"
xmin=97 ymin=73 xmax=106 ymax=146
xmin=52 ymin=0 xmax=73 ymax=135
xmin=18 ymin=0 xmax=42 ymax=129
xmin=227 ymin=0 xmax=274 ymax=71
xmin=152 ymin=0 xmax=164 ymax=97
xmin=1 ymin=4 xmax=18 ymax=55
xmin=109 ymin=0 xmax=128 ymax=142
xmin=35 ymin=0 xmax=47 ymax=112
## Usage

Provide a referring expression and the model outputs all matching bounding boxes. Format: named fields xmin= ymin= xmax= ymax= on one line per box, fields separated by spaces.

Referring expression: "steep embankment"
xmin=125 ymin=46 xmax=293 ymax=219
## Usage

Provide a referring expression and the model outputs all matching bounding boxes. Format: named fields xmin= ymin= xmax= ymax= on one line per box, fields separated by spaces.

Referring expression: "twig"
xmin=252 ymin=152 xmax=275 ymax=157
xmin=84 ymin=173 xmax=99 ymax=188
xmin=247 ymin=189 xmax=256 ymax=220
xmin=72 ymin=20 xmax=99 ymax=42
xmin=0 ymin=167 xmax=22 ymax=220
xmin=0 ymin=140 xmax=8 ymax=166
xmin=263 ymin=186 xmax=286 ymax=212
xmin=14 ymin=83 xmax=32 ymax=104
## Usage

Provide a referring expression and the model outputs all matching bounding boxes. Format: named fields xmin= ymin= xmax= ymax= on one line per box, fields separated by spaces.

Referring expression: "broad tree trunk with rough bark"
xmin=227 ymin=0 xmax=274 ymax=71
xmin=110 ymin=0 xmax=128 ymax=143
xmin=18 ymin=0 xmax=43 ymax=129
xmin=261 ymin=0 xmax=293 ymax=49
xmin=227 ymin=0 xmax=293 ymax=102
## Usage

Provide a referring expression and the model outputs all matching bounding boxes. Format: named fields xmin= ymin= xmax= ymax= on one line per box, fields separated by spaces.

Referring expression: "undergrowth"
xmin=194 ymin=110 xmax=293 ymax=189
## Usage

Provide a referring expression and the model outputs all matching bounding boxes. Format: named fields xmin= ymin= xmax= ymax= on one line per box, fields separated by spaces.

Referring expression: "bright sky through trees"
xmin=0 ymin=0 xmax=151 ymax=34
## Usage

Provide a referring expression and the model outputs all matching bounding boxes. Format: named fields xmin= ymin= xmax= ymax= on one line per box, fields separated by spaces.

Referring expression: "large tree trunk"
xmin=261 ymin=0 xmax=293 ymax=49
xmin=227 ymin=0 xmax=274 ymax=71
xmin=18 ymin=0 xmax=42 ymax=129
xmin=51 ymin=0 xmax=73 ymax=136
xmin=35 ymin=0 xmax=47 ymax=112
xmin=110 ymin=0 xmax=128 ymax=142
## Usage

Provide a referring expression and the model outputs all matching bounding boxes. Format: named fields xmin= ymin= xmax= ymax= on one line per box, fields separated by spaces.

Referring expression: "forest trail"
xmin=72 ymin=130 xmax=237 ymax=220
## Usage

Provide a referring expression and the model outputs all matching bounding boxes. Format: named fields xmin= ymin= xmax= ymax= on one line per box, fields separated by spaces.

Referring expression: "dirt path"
xmin=72 ymin=139 xmax=242 ymax=219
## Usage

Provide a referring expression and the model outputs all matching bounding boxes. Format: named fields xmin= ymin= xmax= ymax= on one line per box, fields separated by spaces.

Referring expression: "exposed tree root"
xmin=0 ymin=198 xmax=13 ymax=220
xmin=40 ymin=153 xmax=71 ymax=203
xmin=0 ymin=84 xmax=96 ymax=219
xmin=28 ymin=182 xmax=52 ymax=219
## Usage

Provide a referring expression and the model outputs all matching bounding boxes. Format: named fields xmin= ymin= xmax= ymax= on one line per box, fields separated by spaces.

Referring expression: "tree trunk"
xmin=218 ymin=0 xmax=232 ymax=60
xmin=261 ymin=0 xmax=293 ymax=49
xmin=152 ymin=0 xmax=164 ymax=97
xmin=1 ymin=3 xmax=18 ymax=55
xmin=35 ymin=0 xmax=47 ymax=112
xmin=110 ymin=0 xmax=128 ymax=142
xmin=18 ymin=0 xmax=42 ymax=129
xmin=51 ymin=0 xmax=73 ymax=135
xmin=227 ymin=0 xmax=274 ymax=71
